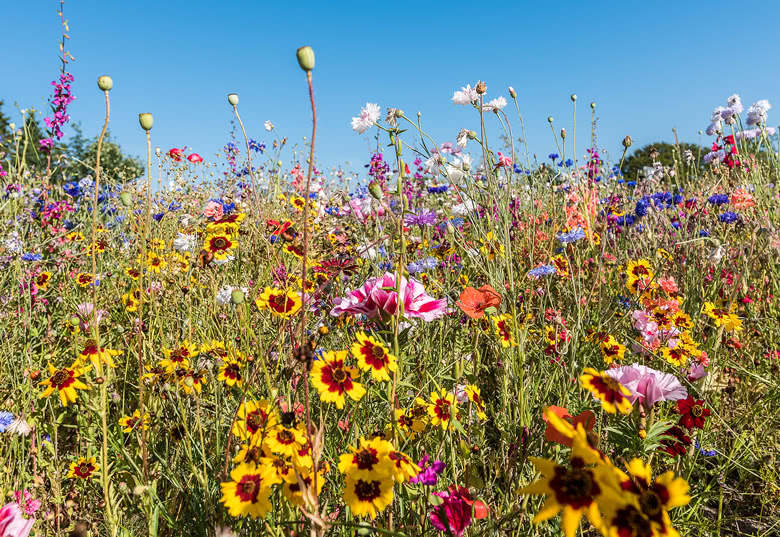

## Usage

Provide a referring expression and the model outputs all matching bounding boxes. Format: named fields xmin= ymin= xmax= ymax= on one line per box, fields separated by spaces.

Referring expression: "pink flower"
xmin=429 ymin=486 xmax=473 ymax=537
xmin=187 ymin=153 xmax=203 ymax=164
xmin=658 ymin=276 xmax=678 ymax=295
xmin=330 ymin=272 xmax=447 ymax=322
xmin=203 ymin=201 xmax=224 ymax=220
xmin=606 ymin=364 xmax=687 ymax=409
xmin=167 ymin=148 xmax=185 ymax=161
xmin=0 ymin=502 xmax=34 ymax=537
xmin=496 ymin=152 xmax=512 ymax=168
xmin=12 ymin=492 xmax=40 ymax=517
xmin=687 ymin=363 xmax=708 ymax=382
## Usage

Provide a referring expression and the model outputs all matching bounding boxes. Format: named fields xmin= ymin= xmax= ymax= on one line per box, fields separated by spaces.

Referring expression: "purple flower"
xmin=404 ymin=209 xmax=437 ymax=227
xmin=410 ymin=454 xmax=446 ymax=486
xmin=606 ymin=364 xmax=687 ymax=409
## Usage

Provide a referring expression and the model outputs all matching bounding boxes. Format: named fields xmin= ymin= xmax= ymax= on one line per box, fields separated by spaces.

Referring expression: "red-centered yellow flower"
xmin=283 ymin=464 xmax=328 ymax=507
xmin=160 ymin=341 xmax=197 ymax=374
xmin=599 ymin=335 xmax=626 ymax=365
xmin=261 ymin=455 xmax=296 ymax=485
xmin=661 ymin=344 xmax=689 ymax=367
xmin=232 ymin=442 xmax=270 ymax=466
xmin=204 ymin=233 xmax=237 ymax=261
xmin=87 ymin=239 xmax=108 ymax=255
xmin=520 ymin=430 xmax=617 ymax=537
xmin=310 ymin=350 xmax=365 ymax=409
xmin=343 ymin=474 xmax=394 ymax=519
xmin=207 ymin=212 xmax=245 ymax=234
xmin=144 ymin=252 xmax=168 ymax=273
xmin=626 ymin=259 xmax=654 ymax=281
xmin=178 ymin=369 xmax=207 ymax=394
xmin=293 ymin=437 xmax=314 ymax=470
xmin=168 ymin=252 xmax=190 ymax=273
xmin=350 ymin=332 xmax=397 ymax=382
xmin=580 ymin=368 xmax=633 ymax=415
xmin=607 ymin=458 xmax=690 ymax=535
xmin=149 ymin=238 xmax=166 ymax=250
xmin=265 ymin=424 xmax=306 ymax=459
xmin=74 ymin=272 xmax=96 ymax=287
xmin=67 ymin=231 xmax=85 ymax=243
xmin=124 ymin=267 xmax=142 ymax=280
xmin=218 ymin=358 xmax=243 ymax=387
xmin=394 ymin=408 xmax=426 ymax=438
xmin=290 ymin=196 xmax=306 ymax=211
xmin=552 ymin=254 xmax=570 ymax=277
xmin=465 ymin=384 xmax=488 ymax=421
xmin=80 ymin=340 xmax=122 ymax=369
xmin=122 ymin=288 xmax=141 ymax=312
xmin=387 ymin=450 xmax=420 ymax=483
xmin=626 ymin=275 xmax=656 ymax=297
xmin=118 ymin=410 xmax=150 ymax=432
xmin=219 ymin=462 xmax=274 ymax=518
xmin=39 ymin=362 xmax=90 ymax=406
xmin=35 ymin=271 xmax=52 ymax=291
xmin=702 ymin=301 xmax=742 ymax=332
xmin=68 ymin=456 xmax=99 ymax=479
xmin=255 ymin=287 xmax=302 ymax=318
xmin=479 ymin=231 xmax=504 ymax=260
xmin=671 ymin=311 xmax=693 ymax=331
xmin=338 ymin=437 xmax=394 ymax=479
xmin=428 ymin=389 xmax=457 ymax=430
xmin=232 ymin=400 xmax=277 ymax=441
xmin=493 ymin=314 xmax=517 ymax=348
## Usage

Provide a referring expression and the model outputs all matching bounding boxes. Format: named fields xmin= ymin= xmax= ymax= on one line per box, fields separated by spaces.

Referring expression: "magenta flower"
xmin=12 ymin=491 xmax=40 ymax=517
xmin=429 ymin=486 xmax=474 ymax=537
xmin=606 ymin=364 xmax=687 ymax=409
xmin=330 ymin=272 xmax=447 ymax=322
xmin=0 ymin=502 xmax=34 ymax=537
xmin=409 ymin=454 xmax=446 ymax=486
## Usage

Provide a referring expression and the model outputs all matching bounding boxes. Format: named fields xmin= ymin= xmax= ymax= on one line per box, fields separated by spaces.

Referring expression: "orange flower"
xmin=542 ymin=406 xmax=596 ymax=447
xmin=456 ymin=285 xmax=502 ymax=319
xmin=730 ymin=188 xmax=755 ymax=209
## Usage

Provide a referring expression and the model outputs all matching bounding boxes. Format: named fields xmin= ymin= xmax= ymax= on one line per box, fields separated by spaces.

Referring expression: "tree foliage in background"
xmin=621 ymin=142 xmax=707 ymax=179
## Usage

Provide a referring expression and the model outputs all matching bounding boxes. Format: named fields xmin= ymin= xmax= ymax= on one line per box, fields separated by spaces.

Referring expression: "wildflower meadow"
xmin=1 ymin=4 xmax=780 ymax=537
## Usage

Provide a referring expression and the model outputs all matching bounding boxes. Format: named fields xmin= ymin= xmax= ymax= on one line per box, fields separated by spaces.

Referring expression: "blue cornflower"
xmin=695 ymin=438 xmax=717 ymax=457
xmin=0 ymin=411 xmax=13 ymax=432
xmin=378 ymin=261 xmax=394 ymax=271
xmin=615 ymin=215 xmax=635 ymax=226
xmin=325 ymin=207 xmax=340 ymax=216
xmin=168 ymin=201 xmax=182 ymax=211
xmin=248 ymin=139 xmax=265 ymax=153
xmin=404 ymin=210 xmax=437 ymax=227
xmin=528 ymin=264 xmax=557 ymax=278
xmin=63 ymin=182 xmax=82 ymax=197
xmin=565 ymin=159 xmax=574 ymax=167
xmin=548 ymin=153 xmax=559 ymax=161
xmin=718 ymin=211 xmax=738 ymax=223
xmin=427 ymin=184 xmax=449 ymax=194
xmin=617 ymin=295 xmax=632 ymax=310
xmin=351 ymin=185 xmax=369 ymax=199
xmin=707 ymin=194 xmax=730 ymax=205
xmin=21 ymin=253 xmax=42 ymax=261
xmin=556 ymin=227 xmax=586 ymax=244
xmin=626 ymin=181 xmax=637 ymax=188
xmin=699 ymin=230 xmax=711 ymax=237
xmin=635 ymin=200 xmax=650 ymax=217
xmin=152 ymin=212 xmax=165 ymax=222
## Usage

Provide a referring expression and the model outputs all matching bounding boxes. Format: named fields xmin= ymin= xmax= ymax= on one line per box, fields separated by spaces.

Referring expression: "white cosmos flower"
xmin=482 ymin=96 xmax=507 ymax=112
xmin=446 ymin=154 xmax=473 ymax=182
xmin=351 ymin=102 xmax=381 ymax=134
xmin=452 ymin=84 xmax=478 ymax=106
xmin=173 ymin=232 xmax=196 ymax=252
xmin=264 ymin=120 xmax=274 ymax=131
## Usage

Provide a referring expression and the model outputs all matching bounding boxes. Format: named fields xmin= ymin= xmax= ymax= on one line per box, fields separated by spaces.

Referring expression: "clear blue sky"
xmin=4 ymin=0 xmax=780 ymax=178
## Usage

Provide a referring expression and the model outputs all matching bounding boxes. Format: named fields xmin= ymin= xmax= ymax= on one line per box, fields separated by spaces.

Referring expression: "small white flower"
xmin=482 ymin=96 xmax=507 ymax=112
xmin=452 ymin=198 xmax=476 ymax=216
xmin=213 ymin=255 xmax=234 ymax=266
xmin=7 ymin=416 xmax=31 ymax=436
xmin=216 ymin=286 xmax=233 ymax=305
xmin=215 ymin=526 xmax=238 ymax=537
xmin=456 ymin=128 xmax=470 ymax=148
xmin=452 ymin=84 xmax=478 ymax=106
xmin=173 ymin=233 xmax=196 ymax=252
xmin=264 ymin=120 xmax=274 ymax=131
xmin=351 ymin=102 xmax=381 ymax=134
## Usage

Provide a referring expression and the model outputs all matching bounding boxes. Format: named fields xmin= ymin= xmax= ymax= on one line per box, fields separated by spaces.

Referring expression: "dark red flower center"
xmin=236 ymin=474 xmax=262 ymax=502
xmin=354 ymin=479 xmax=382 ymax=501
xmin=549 ymin=466 xmax=599 ymax=509
xmin=355 ymin=448 xmax=379 ymax=470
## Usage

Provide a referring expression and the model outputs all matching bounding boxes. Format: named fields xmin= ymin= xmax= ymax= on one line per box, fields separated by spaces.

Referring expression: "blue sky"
xmin=4 ymin=0 xmax=780 ymax=180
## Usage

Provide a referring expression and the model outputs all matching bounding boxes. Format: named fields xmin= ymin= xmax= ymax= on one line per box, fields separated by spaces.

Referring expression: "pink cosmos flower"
xmin=203 ymin=201 xmax=224 ymax=220
xmin=606 ymin=364 xmax=688 ymax=409
xmin=0 ymin=502 xmax=34 ymax=537
xmin=330 ymin=272 xmax=447 ymax=322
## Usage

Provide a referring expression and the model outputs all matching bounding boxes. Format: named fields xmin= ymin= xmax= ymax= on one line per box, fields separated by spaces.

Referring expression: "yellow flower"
xmin=178 ymin=369 xmax=207 ymax=395
xmin=626 ymin=259 xmax=654 ymax=281
xmin=479 ymin=231 xmax=504 ymax=260
xmin=351 ymin=332 xmax=397 ymax=382
xmin=160 ymin=341 xmax=197 ymax=374
xmin=119 ymin=410 xmax=150 ymax=432
xmin=39 ymin=362 xmax=90 ymax=406
xmin=310 ymin=350 xmax=365 ymax=409
xmin=232 ymin=400 xmax=277 ymax=441
xmin=74 ymin=272 xmax=96 ymax=287
xmin=493 ymin=314 xmax=517 ymax=348
xmin=219 ymin=462 xmax=274 ymax=518
xmin=265 ymin=424 xmax=306 ymax=459
xmin=255 ymin=287 xmax=302 ymax=318
xmin=282 ymin=464 xmax=328 ymax=507
xmin=394 ymin=408 xmax=426 ymax=438
xmin=702 ymin=301 xmax=742 ymax=332
xmin=35 ymin=271 xmax=52 ymax=291
xmin=343 ymin=474 xmax=394 ymax=519
xmin=203 ymin=233 xmax=238 ymax=260
xmin=68 ymin=456 xmax=99 ymax=479
xmin=464 ymin=384 xmax=487 ymax=420
xmin=387 ymin=450 xmax=420 ymax=483
xmin=144 ymin=252 xmax=168 ymax=273
xmin=338 ymin=437 xmax=394 ymax=480
xmin=218 ymin=358 xmax=243 ymax=387
xmin=79 ymin=340 xmax=122 ymax=369
xmin=579 ymin=368 xmax=633 ymax=414
xmin=427 ymin=389 xmax=458 ymax=430
xmin=599 ymin=335 xmax=626 ymax=365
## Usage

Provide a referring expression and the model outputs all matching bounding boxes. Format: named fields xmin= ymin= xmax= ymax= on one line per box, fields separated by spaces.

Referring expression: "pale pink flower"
xmin=730 ymin=188 xmax=756 ymax=209
xmin=203 ymin=201 xmax=223 ymax=220
xmin=658 ymin=277 xmax=678 ymax=295
xmin=0 ymin=502 xmax=34 ymax=537
xmin=330 ymin=272 xmax=447 ymax=322
xmin=606 ymin=364 xmax=688 ymax=409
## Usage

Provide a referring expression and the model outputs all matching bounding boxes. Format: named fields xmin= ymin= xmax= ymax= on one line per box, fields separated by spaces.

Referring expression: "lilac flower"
xmin=0 ymin=411 xmax=13 ymax=433
xmin=746 ymin=99 xmax=771 ymax=126
xmin=404 ymin=210 xmax=437 ymax=227
xmin=606 ymin=364 xmax=687 ymax=409
xmin=410 ymin=454 xmax=446 ymax=486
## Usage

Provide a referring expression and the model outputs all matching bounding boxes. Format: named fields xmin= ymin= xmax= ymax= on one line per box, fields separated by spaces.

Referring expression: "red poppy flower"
xmin=187 ymin=153 xmax=203 ymax=164
xmin=457 ymin=285 xmax=502 ymax=320
xmin=676 ymin=396 xmax=710 ymax=430
xmin=167 ymin=147 xmax=185 ymax=161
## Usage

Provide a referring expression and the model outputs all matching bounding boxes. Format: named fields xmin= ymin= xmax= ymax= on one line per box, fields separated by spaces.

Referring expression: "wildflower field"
xmin=2 ymin=8 xmax=780 ymax=537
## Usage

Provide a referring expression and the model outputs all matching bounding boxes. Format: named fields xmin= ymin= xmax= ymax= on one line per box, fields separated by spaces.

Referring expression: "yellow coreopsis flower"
xmin=39 ymin=362 xmax=90 ymax=406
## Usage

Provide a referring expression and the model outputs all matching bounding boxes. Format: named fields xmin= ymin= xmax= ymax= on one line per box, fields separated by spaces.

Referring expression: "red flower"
xmin=456 ymin=285 xmax=501 ymax=320
xmin=660 ymin=426 xmax=691 ymax=457
xmin=167 ymin=148 xmax=185 ymax=161
xmin=542 ymin=406 xmax=596 ymax=447
xmin=676 ymin=396 xmax=710 ymax=430
xmin=187 ymin=153 xmax=203 ymax=164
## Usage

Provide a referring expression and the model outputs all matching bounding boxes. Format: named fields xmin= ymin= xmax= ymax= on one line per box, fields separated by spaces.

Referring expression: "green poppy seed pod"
xmin=548 ymin=116 xmax=554 ymax=124
xmin=570 ymin=94 xmax=577 ymax=102
xmin=97 ymin=76 xmax=113 ymax=91
xmin=119 ymin=192 xmax=133 ymax=207
xmin=138 ymin=113 xmax=153 ymax=131
xmin=227 ymin=93 xmax=239 ymax=106
xmin=622 ymin=135 xmax=633 ymax=148
xmin=368 ymin=182 xmax=383 ymax=200
xmin=231 ymin=289 xmax=245 ymax=305
xmin=296 ymin=46 xmax=315 ymax=72
xmin=69 ymin=314 xmax=81 ymax=326
xmin=591 ymin=102 xmax=596 ymax=109
xmin=395 ymin=108 xmax=404 ymax=118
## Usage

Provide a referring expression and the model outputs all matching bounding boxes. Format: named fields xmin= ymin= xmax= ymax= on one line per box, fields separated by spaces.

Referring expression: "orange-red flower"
xmin=456 ymin=285 xmax=502 ymax=319
xmin=542 ymin=406 xmax=596 ymax=447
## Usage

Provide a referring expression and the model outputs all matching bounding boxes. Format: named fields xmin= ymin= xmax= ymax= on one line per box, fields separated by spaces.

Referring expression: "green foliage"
xmin=62 ymin=123 xmax=143 ymax=183
xmin=622 ymin=142 xmax=706 ymax=179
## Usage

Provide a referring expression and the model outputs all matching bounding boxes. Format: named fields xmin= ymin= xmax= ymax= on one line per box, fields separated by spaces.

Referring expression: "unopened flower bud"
xmin=622 ymin=135 xmax=633 ymax=148
xmin=296 ymin=46 xmax=315 ymax=72
xmin=570 ymin=94 xmax=577 ymax=102
xmin=230 ymin=289 xmax=245 ymax=305
xmin=560 ymin=128 xmax=566 ymax=139
xmin=467 ymin=130 xmax=477 ymax=140
xmin=475 ymin=81 xmax=486 ymax=94
xmin=318 ymin=325 xmax=329 ymax=336
xmin=590 ymin=102 xmax=596 ymax=109
xmin=368 ymin=182 xmax=383 ymax=200
xmin=69 ymin=314 xmax=81 ymax=326
xmin=138 ymin=113 xmax=153 ymax=131
xmin=508 ymin=86 xmax=516 ymax=98
xmin=155 ymin=147 xmax=161 ymax=157
xmin=227 ymin=93 xmax=239 ymax=106
xmin=97 ymin=76 xmax=113 ymax=92
xmin=395 ymin=108 xmax=404 ymax=118
xmin=547 ymin=116 xmax=554 ymax=124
